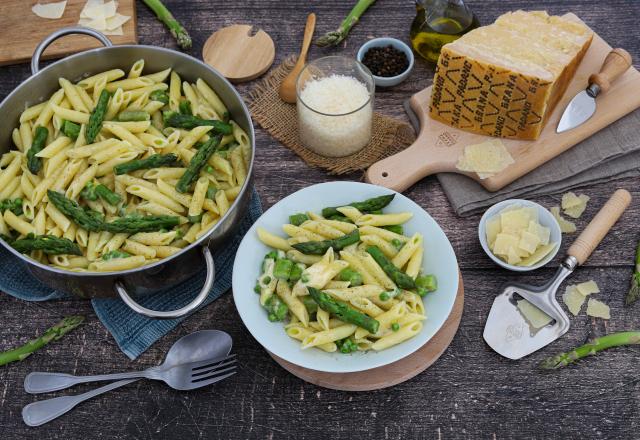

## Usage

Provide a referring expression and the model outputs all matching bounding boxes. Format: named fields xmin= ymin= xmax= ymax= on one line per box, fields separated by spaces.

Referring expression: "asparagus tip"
xmin=626 ymin=279 xmax=640 ymax=306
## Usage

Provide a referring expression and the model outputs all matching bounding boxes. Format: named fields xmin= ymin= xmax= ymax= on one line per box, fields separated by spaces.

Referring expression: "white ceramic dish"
xmin=356 ymin=37 xmax=414 ymax=87
xmin=232 ymin=181 xmax=459 ymax=373
xmin=478 ymin=199 xmax=562 ymax=272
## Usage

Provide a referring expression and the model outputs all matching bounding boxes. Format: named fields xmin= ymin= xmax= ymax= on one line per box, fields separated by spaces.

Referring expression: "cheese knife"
xmin=557 ymin=48 xmax=632 ymax=133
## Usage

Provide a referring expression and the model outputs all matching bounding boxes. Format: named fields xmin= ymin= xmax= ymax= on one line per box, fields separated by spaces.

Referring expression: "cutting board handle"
xmin=589 ymin=48 xmax=632 ymax=94
xmin=568 ymin=189 xmax=631 ymax=265
xmin=32 ymin=27 xmax=112 ymax=75
xmin=365 ymin=93 xmax=451 ymax=192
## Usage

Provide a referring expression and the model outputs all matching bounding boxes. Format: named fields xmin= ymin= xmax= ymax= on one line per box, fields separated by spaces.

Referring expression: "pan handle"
xmin=115 ymin=247 xmax=216 ymax=319
xmin=31 ymin=27 xmax=113 ymax=75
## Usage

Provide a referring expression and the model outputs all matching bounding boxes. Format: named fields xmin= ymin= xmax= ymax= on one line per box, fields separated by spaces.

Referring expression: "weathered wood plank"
xmin=1 ymin=0 xmax=639 ymax=438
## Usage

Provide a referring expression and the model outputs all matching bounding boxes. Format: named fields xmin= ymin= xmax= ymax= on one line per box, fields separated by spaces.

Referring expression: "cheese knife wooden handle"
xmin=589 ymin=48 xmax=632 ymax=94
xmin=567 ymin=189 xmax=631 ymax=265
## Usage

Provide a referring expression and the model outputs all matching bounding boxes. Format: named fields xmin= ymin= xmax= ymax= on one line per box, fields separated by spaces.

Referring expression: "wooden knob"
xmin=567 ymin=189 xmax=631 ymax=265
xmin=589 ymin=48 xmax=632 ymax=94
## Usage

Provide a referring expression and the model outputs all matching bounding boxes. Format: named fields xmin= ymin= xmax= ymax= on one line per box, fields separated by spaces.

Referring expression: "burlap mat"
xmin=248 ymin=56 xmax=416 ymax=175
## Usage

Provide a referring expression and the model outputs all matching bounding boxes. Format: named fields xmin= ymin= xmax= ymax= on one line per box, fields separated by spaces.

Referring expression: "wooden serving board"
xmin=0 ymin=1 xmax=137 ymax=66
xmin=366 ymin=13 xmax=640 ymax=193
xmin=269 ymin=273 xmax=464 ymax=391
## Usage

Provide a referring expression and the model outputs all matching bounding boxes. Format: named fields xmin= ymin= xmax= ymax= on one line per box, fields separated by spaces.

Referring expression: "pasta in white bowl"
xmin=232 ymin=182 xmax=459 ymax=373
xmin=1 ymin=59 xmax=251 ymax=273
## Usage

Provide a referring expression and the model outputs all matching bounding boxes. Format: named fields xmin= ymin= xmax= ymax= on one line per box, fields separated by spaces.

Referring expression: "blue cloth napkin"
xmin=0 ymin=188 xmax=262 ymax=359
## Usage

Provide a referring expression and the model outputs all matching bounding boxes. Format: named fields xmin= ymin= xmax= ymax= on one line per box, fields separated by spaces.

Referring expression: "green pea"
xmin=391 ymin=323 xmax=400 ymax=332
xmin=379 ymin=292 xmax=390 ymax=301
xmin=262 ymin=276 xmax=271 ymax=284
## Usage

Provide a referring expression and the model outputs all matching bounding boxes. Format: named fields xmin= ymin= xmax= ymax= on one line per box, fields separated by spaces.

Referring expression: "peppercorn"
xmin=362 ymin=45 xmax=410 ymax=78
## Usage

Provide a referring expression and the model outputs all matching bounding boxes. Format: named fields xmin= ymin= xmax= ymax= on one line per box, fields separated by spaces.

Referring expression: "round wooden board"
xmin=202 ymin=24 xmax=275 ymax=83
xmin=269 ymin=273 xmax=464 ymax=391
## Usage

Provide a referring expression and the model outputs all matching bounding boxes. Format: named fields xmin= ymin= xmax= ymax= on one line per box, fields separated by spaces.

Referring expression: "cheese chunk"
xmin=550 ymin=206 xmax=577 ymax=233
xmin=562 ymin=285 xmax=585 ymax=316
xmin=430 ymin=11 xmax=593 ymax=140
xmin=586 ymin=298 xmax=610 ymax=319
xmin=517 ymin=299 xmax=553 ymax=330
xmin=456 ymin=139 xmax=514 ymax=178
xmin=576 ymin=280 xmax=600 ymax=296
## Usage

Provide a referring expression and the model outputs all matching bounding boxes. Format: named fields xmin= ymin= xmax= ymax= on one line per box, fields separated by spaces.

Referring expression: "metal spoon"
xmin=22 ymin=330 xmax=234 ymax=427
xmin=278 ymin=13 xmax=316 ymax=103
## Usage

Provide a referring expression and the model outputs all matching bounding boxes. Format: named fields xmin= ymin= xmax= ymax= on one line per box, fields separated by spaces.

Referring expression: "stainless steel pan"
xmin=0 ymin=28 xmax=255 ymax=318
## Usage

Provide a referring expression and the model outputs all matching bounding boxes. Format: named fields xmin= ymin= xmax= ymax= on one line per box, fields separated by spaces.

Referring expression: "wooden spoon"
xmin=279 ymin=13 xmax=316 ymax=103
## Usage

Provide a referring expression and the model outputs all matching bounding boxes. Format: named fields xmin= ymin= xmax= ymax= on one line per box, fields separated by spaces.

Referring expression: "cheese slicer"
xmin=557 ymin=48 xmax=632 ymax=133
xmin=483 ymin=189 xmax=631 ymax=360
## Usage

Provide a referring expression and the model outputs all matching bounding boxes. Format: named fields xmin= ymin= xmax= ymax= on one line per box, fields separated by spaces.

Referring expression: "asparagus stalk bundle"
xmin=321 ymin=194 xmax=394 ymax=218
xmin=315 ymin=0 xmax=377 ymax=47
xmin=626 ymin=240 xmax=640 ymax=306
xmin=26 ymin=126 xmax=48 ymax=174
xmin=142 ymin=0 xmax=192 ymax=50
xmin=539 ymin=332 xmax=640 ymax=369
xmin=292 ymin=229 xmax=360 ymax=255
xmin=0 ymin=316 xmax=84 ymax=367
xmin=11 ymin=235 xmax=82 ymax=256
xmin=308 ymin=287 xmax=379 ymax=334
xmin=163 ymin=111 xmax=233 ymax=135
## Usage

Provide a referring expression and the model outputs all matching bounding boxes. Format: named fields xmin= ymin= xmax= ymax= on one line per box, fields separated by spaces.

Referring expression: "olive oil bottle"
xmin=410 ymin=0 xmax=479 ymax=63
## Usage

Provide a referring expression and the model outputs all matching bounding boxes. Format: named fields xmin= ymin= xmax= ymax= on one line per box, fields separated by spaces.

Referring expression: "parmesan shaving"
xmin=32 ymin=1 xmax=67 ymax=19
xmin=456 ymin=139 xmax=514 ymax=179
xmin=586 ymin=298 xmax=610 ymax=319
xmin=550 ymin=206 xmax=577 ymax=233
xmin=562 ymin=285 xmax=585 ymax=316
xmin=576 ymin=280 xmax=600 ymax=296
xmin=517 ymin=300 xmax=553 ymax=330
xmin=562 ymin=193 xmax=589 ymax=219
xmin=78 ymin=0 xmax=130 ymax=34
xmin=485 ymin=204 xmax=557 ymax=267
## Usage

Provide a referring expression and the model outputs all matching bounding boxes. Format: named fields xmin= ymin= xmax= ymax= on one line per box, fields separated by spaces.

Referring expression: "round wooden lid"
xmin=202 ymin=24 xmax=275 ymax=83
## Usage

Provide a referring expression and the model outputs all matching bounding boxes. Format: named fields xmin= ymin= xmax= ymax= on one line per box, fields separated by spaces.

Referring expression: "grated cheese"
xmin=517 ymin=299 xmax=553 ymax=330
xmin=586 ymin=298 xmax=610 ymax=319
xmin=550 ymin=206 xmax=577 ymax=233
xmin=562 ymin=285 xmax=585 ymax=316
xmin=32 ymin=1 xmax=67 ymax=19
xmin=298 ymin=75 xmax=372 ymax=157
xmin=456 ymin=139 xmax=515 ymax=179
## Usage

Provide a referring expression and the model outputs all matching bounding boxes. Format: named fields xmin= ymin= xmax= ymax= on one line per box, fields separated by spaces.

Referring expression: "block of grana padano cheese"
xmin=429 ymin=10 xmax=593 ymax=140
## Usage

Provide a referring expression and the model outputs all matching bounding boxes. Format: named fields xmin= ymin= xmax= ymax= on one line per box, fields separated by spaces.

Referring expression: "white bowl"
xmin=232 ymin=181 xmax=459 ymax=373
xmin=478 ymin=199 xmax=562 ymax=272
xmin=356 ymin=38 xmax=415 ymax=87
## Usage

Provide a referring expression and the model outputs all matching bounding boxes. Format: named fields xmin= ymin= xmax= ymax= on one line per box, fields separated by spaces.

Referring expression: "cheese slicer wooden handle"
xmin=567 ymin=189 xmax=631 ymax=265
xmin=589 ymin=48 xmax=632 ymax=94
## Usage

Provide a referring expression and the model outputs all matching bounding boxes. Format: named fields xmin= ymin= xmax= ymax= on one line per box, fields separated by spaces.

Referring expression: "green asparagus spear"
xmin=61 ymin=120 xmax=80 ymax=140
xmin=176 ymin=135 xmax=221 ymax=193
xmin=141 ymin=0 xmax=192 ymax=50
xmin=149 ymin=90 xmax=170 ymax=105
xmin=265 ymin=295 xmax=288 ymax=322
xmin=308 ymin=287 xmax=379 ymax=334
xmin=382 ymin=225 xmax=403 ymax=235
xmin=274 ymin=259 xmax=293 ymax=280
xmin=0 ymin=198 xmax=23 ymax=216
xmin=47 ymin=190 xmax=104 ymax=231
xmin=206 ymin=185 xmax=217 ymax=199
xmin=103 ymin=214 xmax=180 ymax=233
xmin=80 ymin=181 xmax=99 ymax=201
xmin=163 ymin=111 xmax=233 ymax=135
xmin=301 ymin=295 xmax=318 ymax=315
xmin=289 ymin=263 xmax=303 ymax=282
xmin=179 ymin=100 xmax=192 ymax=115
xmin=539 ymin=332 xmax=640 ymax=370
xmin=102 ymin=250 xmax=131 ymax=260
xmin=338 ymin=268 xmax=363 ymax=286
xmin=11 ymin=235 xmax=82 ymax=256
xmin=289 ymin=213 xmax=309 ymax=227
xmin=0 ymin=316 xmax=84 ymax=367
xmin=86 ymin=89 xmax=110 ymax=144
xmin=626 ymin=240 xmax=640 ymax=306
xmin=95 ymin=184 xmax=122 ymax=206
xmin=321 ymin=194 xmax=395 ymax=218
xmin=315 ymin=0 xmax=376 ymax=47
xmin=117 ymin=111 xmax=150 ymax=122
xmin=26 ymin=126 xmax=48 ymax=174
xmin=366 ymin=245 xmax=416 ymax=289
xmin=292 ymin=230 xmax=360 ymax=255
xmin=416 ymin=274 xmax=437 ymax=297
xmin=113 ymin=153 xmax=180 ymax=175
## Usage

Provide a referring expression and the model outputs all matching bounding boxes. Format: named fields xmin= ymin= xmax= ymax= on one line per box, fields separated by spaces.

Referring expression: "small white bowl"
xmin=478 ymin=199 xmax=561 ymax=272
xmin=356 ymin=37 xmax=414 ymax=87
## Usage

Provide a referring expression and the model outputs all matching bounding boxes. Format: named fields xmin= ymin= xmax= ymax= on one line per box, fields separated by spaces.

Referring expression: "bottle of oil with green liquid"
xmin=410 ymin=0 xmax=480 ymax=63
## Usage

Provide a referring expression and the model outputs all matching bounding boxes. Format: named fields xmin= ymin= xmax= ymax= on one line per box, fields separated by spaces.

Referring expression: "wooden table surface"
xmin=1 ymin=1 xmax=639 ymax=438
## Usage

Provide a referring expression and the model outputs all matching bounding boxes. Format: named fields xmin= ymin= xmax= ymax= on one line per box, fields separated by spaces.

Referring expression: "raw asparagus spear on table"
xmin=0 ymin=316 xmax=84 ymax=367
xmin=308 ymin=287 xmax=379 ymax=334
xmin=315 ymin=0 xmax=376 ymax=47
xmin=539 ymin=332 xmax=640 ymax=369
xmin=141 ymin=0 xmax=192 ymax=50
xmin=321 ymin=194 xmax=395 ymax=218
xmin=626 ymin=240 xmax=640 ymax=305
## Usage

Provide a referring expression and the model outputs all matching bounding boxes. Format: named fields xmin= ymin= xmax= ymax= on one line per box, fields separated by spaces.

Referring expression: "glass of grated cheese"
xmin=296 ymin=56 xmax=374 ymax=157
